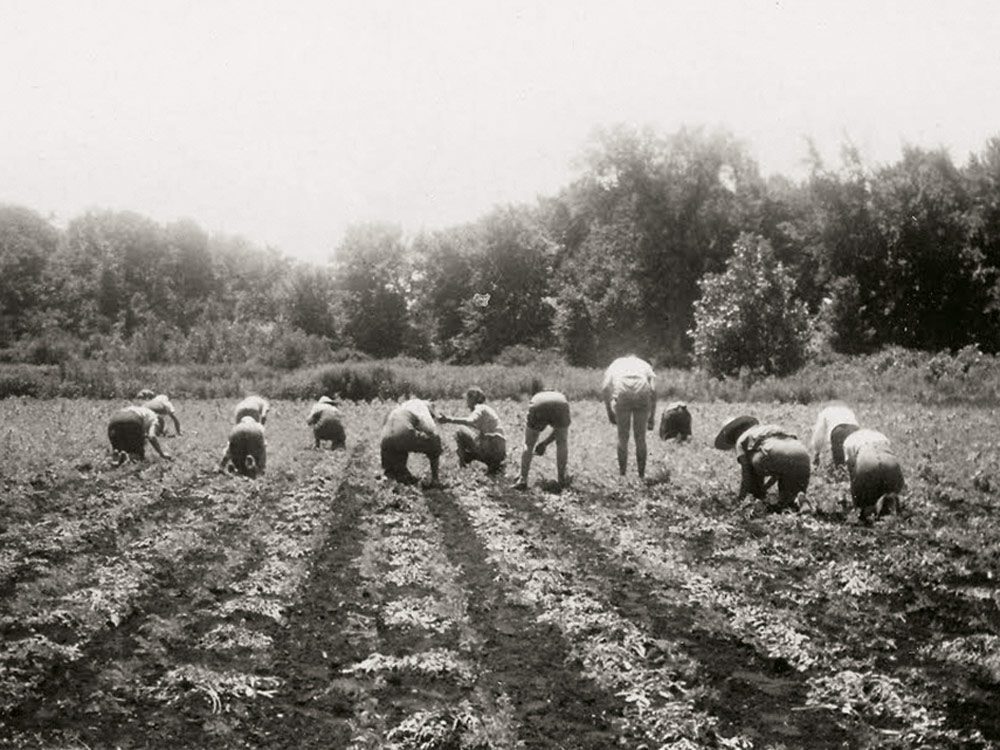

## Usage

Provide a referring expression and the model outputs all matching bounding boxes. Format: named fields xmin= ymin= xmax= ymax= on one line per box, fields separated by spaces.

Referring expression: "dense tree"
xmin=450 ymin=206 xmax=556 ymax=362
xmin=551 ymin=125 xmax=766 ymax=364
xmin=334 ymin=223 xmax=412 ymax=358
xmin=0 ymin=205 xmax=60 ymax=345
xmin=690 ymin=233 xmax=811 ymax=377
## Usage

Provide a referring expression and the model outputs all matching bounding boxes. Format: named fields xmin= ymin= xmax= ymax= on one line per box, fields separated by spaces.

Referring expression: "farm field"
xmin=1 ymin=397 xmax=999 ymax=749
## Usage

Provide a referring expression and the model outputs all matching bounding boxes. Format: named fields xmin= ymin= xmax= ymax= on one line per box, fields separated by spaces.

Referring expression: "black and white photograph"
xmin=2 ymin=1 xmax=1000 ymax=747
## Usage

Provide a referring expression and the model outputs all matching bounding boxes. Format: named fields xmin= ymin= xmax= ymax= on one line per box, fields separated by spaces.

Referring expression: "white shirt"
xmin=602 ymin=355 xmax=655 ymax=400
xmin=810 ymin=402 xmax=859 ymax=457
xmin=843 ymin=429 xmax=892 ymax=465
xmin=469 ymin=404 xmax=504 ymax=437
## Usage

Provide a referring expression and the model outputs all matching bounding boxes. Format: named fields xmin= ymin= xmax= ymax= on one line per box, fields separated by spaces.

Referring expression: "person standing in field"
xmin=107 ymin=405 xmax=174 ymax=464
xmin=137 ymin=392 xmax=182 ymax=436
xmin=219 ymin=416 xmax=267 ymax=477
xmin=602 ymin=355 xmax=657 ymax=478
xmin=840 ymin=425 xmax=904 ymax=521
xmin=306 ymin=395 xmax=346 ymax=450
xmin=513 ymin=387 xmax=570 ymax=490
xmin=715 ymin=415 xmax=810 ymax=511
xmin=380 ymin=398 xmax=443 ymax=486
xmin=659 ymin=401 xmax=692 ymax=442
xmin=809 ymin=401 xmax=859 ymax=467
xmin=439 ymin=387 xmax=507 ymax=474
xmin=235 ymin=395 xmax=269 ymax=425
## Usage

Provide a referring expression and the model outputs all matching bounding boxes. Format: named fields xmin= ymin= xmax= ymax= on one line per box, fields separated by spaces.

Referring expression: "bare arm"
xmin=146 ymin=433 xmax=173 ymax=461
xmin=439 ymin=415 xmax=477 ymax=428
xmin=647 ymin=386 xmax=657 ymax=431
xmin=534 ymin=428 xmax=557 ymax=455
xmin=218 ymin=445 xmax=232 ymax=472
xmin=170 ymin=413 xmax=181 ymax=436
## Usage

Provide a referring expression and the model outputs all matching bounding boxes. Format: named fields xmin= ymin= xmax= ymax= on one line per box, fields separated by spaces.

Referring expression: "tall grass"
xmin=2 ymin=346 xmax=1000 ymax=405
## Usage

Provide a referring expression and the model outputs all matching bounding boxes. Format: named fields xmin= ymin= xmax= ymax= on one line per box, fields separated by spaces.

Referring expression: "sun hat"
xmin=318 ymin=395 xmax=336 ymax=405
xmin=713 ymin=415 xmax=759 ymax=450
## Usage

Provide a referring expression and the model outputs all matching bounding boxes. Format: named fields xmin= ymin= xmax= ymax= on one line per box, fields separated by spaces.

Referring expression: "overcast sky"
xmin=3 ymin=0 xmax=1000 ymax=263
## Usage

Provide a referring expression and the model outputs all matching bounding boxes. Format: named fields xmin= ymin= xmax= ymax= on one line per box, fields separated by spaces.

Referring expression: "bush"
xmin=493 ymin=345 xmax=564 ymax=368
xmin=0 ymin=368 xmax=46 ymax=398
xmin=690 ymin=233 xmax=811 ymax=378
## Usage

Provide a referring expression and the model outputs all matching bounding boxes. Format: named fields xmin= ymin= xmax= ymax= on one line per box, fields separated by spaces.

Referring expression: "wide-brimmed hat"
xmin=318 ymin=395 xmax=336 ymax=405
xmin=713 ymin=415 xmax=759 ymax=450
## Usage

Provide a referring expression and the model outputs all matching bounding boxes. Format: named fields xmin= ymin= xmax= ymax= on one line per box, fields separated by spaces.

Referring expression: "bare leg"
xmin=616 ymin=407 xmax=631 ymax=476
xmin=518 ymin=427 xmax=542 ymax=488
xmin=554 ymin=427 xmax=569 ymax=485
xmin=633 ymin=405 xmax=649 ymax=478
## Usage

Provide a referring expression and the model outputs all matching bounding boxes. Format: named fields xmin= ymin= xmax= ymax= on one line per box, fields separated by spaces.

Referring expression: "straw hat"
xmin=318 ymin=395 xmax=336 ymax=406
xmin=713 ymin=415 xmax=759 ymax=450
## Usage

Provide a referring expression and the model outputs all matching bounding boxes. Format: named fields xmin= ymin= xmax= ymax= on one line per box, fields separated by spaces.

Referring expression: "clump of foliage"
xmin=690 ymin=232 xmax=811 ymax=377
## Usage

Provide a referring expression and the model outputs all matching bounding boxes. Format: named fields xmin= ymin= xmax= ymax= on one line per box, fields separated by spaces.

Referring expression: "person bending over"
xmin=809 ymin=401 xmax=859 ymax=467
xmin=513 ymin=388 xmax=570 ymax=490
xmin=140 ymin=392 xmax=182 ymax=436
xmin=841 ymin=426 xmax=904 ymax=521
xmin=307 ymin=395 xmax=346 ymax=450
xmin=715 ymin=415 xmax=810 ymax=511
xmin=108 ymin=405 xmax=173 ymax=464
xmin=234 ymin=395 xmax=269 ymax=425
xmin=219 ymin=416 xmax=267 ymax=477
xmin=380 ymin=399 xmax=443 ymax=486
xmin=602 ymin=355 xmax=657 ymax=478
xmin=659 ymin=401 xmax=692 ymax=442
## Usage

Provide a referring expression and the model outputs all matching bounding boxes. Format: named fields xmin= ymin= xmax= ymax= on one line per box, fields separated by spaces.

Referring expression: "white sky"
xmin=2 ymin=0 xmax=1000 ymax=263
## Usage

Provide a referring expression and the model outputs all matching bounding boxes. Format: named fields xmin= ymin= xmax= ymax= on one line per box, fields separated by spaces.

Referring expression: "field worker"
xmin=513 ymin=388 xmax=570 ymax=490
xmin=306 ymin=396 xmax=346 ymax=450
xmin=809 ymin=401 xmax=859 ymax=466
xmin=659 ymin=401 xmax=692 ymax=442
xmin=602 ymin=355 xmax=657 ymax=478
xmin=380 ymin=398 xmax=443 ymax=486
xmin=140 ymin=393 xmax=182 ymax=436
xmin=235 ymin=395 xmax=269 ymax=425
xmin=714 ymin=415 xmax=810 ymax=510
xmin=219 ymin=416 xmax=267 ymax=477
xmin=439 ymin=387 xmax=507 ymax=474
xmin=840 ymin=426 xmax=904 ymax=521
xmin=107 ymin=405 xmax=173 ymax=464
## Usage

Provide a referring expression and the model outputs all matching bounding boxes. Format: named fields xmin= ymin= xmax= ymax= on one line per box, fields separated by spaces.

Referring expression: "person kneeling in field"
xmin=138 ymin=391 xmax=182 ymax=436
xmin=307 ymin=396 xmax=346 ymax=450
xmin=380 ymin=399 xmax=443 ymax=486
xmin=108 ymin=405 xmax=174 ymax=464
xmin=715 ymin=415 xmax=810 ymax=511
xmin=219 ymin=416 xmax=267 ymax=477
xmin=234 ymin=395 xmax=269 ymax=425
xmin=602 ymin=355 xmax=657 ymax=478
xmin=439 ymin=387 xmax=507 ymax=474
xmin=840 ymin=426 xmax=904 ymax=522
xmin=513 ymin=388 xmax=570 ymax=490
xmin=809 ymin=401 xmax=859 ymax=467
xmin=659 ymin=401 xmax=692 ymax=442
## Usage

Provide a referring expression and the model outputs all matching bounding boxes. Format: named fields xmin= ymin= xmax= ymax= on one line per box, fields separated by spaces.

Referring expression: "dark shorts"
xmin=229 ymin=430 xmax=265 ymax=476
xmin=527 ymin=398 xmax=571 ymax=431
xmin=851 ymin=448 xmax=904 ymax=510
xmin=313 ymin=412 xmax=346 ymax=445
xmin=108 ymin=410 xmax=145 ymax=457
xmin=829 ymin=423 xmax=859 ymax=466
xmin=750 ymin=437 xmax=811 ymax=503
xmin=659 ymin=405 xmax=692 ymax=440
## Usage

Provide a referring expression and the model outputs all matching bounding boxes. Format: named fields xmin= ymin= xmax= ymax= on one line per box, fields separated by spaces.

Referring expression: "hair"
xmin=465 ymin=387 xmax=487 ymax=406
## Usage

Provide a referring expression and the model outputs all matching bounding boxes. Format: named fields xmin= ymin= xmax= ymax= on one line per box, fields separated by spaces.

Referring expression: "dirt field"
xmin=1 ymin=397 xmax=999 ymax=749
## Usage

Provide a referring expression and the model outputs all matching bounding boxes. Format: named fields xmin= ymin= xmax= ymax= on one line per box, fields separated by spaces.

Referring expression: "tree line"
xmin=3 ymin=125 xmax=1000 ymax=373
